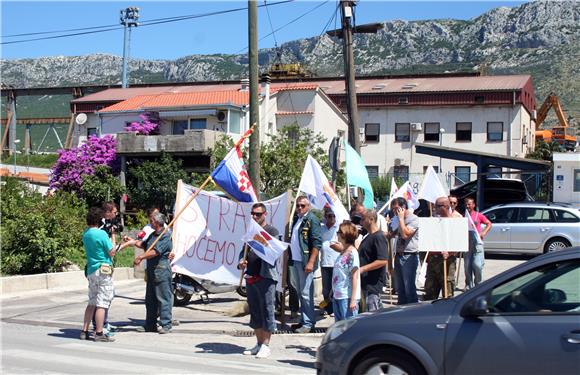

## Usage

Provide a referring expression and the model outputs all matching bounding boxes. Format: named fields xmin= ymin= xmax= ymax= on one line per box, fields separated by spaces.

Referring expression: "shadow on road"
xmin=48 ymin=328 xmax=81 ymax=339
xmin=277 ymin=359 xmax=315 ymax=369
xmin=195 ymin=342 xmax=246 ymax=354
xmin=285 ymin=344 xmax=317 ymax=357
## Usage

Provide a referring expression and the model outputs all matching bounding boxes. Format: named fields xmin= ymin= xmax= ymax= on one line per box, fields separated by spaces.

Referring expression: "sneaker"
xmin=243 ymin=344 xmax=261 ymax=356
xmin=79 ymin=330 xmax=90 ymax=340
xmin=294 ymin=325 xmax=312 ymax=334
xmin=158 ymin=326 xmax=172 ymax=334
xmin=255 ymin=344 xmax=271 ymax=359
xmin=136 ymin=326 xmax=157 ymax=333
xmin=94 ymin=333 xmax=115 ymax=342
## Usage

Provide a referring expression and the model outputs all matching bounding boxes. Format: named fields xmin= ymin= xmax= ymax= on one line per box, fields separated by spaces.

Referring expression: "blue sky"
xmin=1 ymin=0 xmax=528 ymax=60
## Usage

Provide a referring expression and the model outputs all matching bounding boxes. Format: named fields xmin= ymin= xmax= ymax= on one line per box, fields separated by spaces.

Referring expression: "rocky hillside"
xmin=1 ymin=0 xmax=578 ymax=128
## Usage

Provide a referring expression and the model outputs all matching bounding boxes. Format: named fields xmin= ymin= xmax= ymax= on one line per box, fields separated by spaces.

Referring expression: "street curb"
xmin=0 ymin=267 xmax=135 ymax=295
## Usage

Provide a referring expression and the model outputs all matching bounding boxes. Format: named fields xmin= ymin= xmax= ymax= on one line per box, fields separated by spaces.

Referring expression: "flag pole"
xmin=443 ymin=257 xmax=448 ymax=298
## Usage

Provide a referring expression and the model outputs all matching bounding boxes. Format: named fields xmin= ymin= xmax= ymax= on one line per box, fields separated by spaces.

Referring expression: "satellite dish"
xmin=75 ymin=113 xmax=88 ymax=125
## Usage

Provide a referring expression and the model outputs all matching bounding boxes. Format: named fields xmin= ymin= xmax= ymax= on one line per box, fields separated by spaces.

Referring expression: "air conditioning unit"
xmin=217 ymin=110 xmax=227 ymax=122
xmin=411 ymin=122 xmax=422 ymax=131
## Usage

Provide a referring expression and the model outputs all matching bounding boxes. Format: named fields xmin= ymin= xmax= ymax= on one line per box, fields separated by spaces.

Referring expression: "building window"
xmin=394 ymin=165 xmax=409 ymax=181
xmin=424 ymin=122 xmax=440 ymax=142
xmin=574 ymin=169 xmax=580 ymax=192
xmin=455 ymin=166 xmax=471 ymax=186
xmin=190 ymin=118 xmax=207 ymax=130
xmin=87 ymin=128 xmax=98 ymax=137
xmin=456 ymin=122 xmax=472 ymax=142
xmin=487 ymin=122 xmax=503 ymax=142
xmin=488 ymin=167 xmax=502 ymax=178
xmin=423 ymin=166 xmax=439 ymax=173
xmin=395 ymin=123 xmax=410 ymax=142
xmin=366 ymin=166 xmax=379 ymax=179
xmin=172 ymin=120 xmax=189 ymax=135
xmin=365 ymin=123 xmax=380 ymax=143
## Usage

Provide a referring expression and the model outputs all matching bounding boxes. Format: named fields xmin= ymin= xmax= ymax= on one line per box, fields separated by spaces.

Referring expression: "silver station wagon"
xmin=482 ymin=202 xmax=580 ymax=255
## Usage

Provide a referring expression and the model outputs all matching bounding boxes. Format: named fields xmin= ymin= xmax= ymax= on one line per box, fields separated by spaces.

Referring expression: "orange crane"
xmin=534 ymin=93 xmax=577 ymax=151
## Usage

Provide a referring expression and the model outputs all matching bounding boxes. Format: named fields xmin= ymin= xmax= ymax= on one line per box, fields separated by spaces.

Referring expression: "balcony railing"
xmin=116 ymin=129 xmax=223 ymax=155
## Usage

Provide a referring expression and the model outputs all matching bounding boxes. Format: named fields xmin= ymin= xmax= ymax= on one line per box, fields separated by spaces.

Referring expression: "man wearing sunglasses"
xmin=448 ymin=195 xmax=463 ymax=218
xmin=238 ymin=203 xmax=279 ymax=358
xmin=289 ymin=196 xmax=322 ymax=333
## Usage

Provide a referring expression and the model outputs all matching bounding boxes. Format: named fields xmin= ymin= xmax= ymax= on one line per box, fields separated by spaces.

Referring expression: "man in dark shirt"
xmin=125 ymin=212 xmax=173 ymax=334
xmin=239 ymin=203 xmax=279 ymax=359
xmin=357 ymin=208 xmax=389 ymax=312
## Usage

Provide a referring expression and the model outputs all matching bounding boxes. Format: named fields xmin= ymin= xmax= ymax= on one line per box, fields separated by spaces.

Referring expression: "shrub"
xmin=1 ymin=178 xmax=87 ymax=275
xmin=81 ymin=165 xmax=125 ymax=207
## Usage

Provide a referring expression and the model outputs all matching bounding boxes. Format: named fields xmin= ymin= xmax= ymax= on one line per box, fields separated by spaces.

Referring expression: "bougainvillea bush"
xmin=125 ymin=112 xmax=161 ymax=135
xmin=50 ymin=135 xmax=118 ymax=193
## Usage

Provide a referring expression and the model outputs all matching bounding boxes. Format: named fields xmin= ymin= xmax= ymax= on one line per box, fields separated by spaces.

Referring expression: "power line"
xmin=1 ymin=0 xmax=295 ymax=46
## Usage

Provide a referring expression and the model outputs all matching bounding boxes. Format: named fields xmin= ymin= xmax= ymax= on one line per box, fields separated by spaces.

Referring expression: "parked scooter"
xmin=172 ymin=272 xmax=247 ymax=306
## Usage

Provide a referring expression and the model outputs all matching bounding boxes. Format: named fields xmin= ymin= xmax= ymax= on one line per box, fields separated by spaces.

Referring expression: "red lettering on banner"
xmin=204 ymin=239 xmax=217 ymax=263
xmin=218 ymin=199 xmax=232 ymax=232
xmin=265 ymin=200 xmax=282 ymax=227
xmin=194 ymin=236 xmax=207 ymax=261
xmin=232 ymin=203 xmax=248 ymax=233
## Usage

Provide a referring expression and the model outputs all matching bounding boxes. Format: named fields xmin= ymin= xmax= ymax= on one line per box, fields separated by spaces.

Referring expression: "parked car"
xmin=316 ymin=248 xmax=580 ymax=375
xmin=482 ymin=202 xmax=580 ymax=255
xmin=450 ymin=178 xmax=531 ymax=213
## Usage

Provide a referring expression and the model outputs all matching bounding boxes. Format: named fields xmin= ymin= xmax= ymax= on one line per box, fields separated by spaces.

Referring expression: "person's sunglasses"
xmin=296 ymin=204 xmax=306 ymax=208
xmin=251 ymin=212 xmax=264 ymax=217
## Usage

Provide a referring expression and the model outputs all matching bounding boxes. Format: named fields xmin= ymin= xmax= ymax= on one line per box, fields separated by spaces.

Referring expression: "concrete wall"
xmin=359 ymin=104 xmax=532 ymax=178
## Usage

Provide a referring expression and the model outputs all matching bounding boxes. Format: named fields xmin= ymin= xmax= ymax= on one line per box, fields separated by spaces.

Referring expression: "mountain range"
xmin=1 ymin=0 xmax=578 ymax=130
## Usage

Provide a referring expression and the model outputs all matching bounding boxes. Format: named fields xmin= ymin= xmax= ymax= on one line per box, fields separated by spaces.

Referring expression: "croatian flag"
xmin=211 ymin=146 xmax=258 ymax=202
xmin=242 ymin=219 xmax=289 ymax=266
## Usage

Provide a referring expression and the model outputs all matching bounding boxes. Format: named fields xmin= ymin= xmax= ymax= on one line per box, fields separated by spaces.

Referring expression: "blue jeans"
xmin=290 ymin=261 xmax=315 ymax=329
xmin=465 ymin=232 xmax=485 ymax=289
xmin=145 ymin=262 xmax=173 ymax=329
xmin=333 ymin=298 xmax=358 ymax=321
xmin=394 ymin=253 xmax=419 ymax=305
xmin=321 ymin=267 xmax=334 ymax=314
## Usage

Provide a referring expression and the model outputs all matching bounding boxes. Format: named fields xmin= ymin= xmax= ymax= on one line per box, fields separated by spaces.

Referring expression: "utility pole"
xmin=328 ymin=1 xmax=382 ymax=153
xmin=120 ymin=7 xmax=139 ymax=89
xmin=248 ymin=0 xmax=261 ymax=196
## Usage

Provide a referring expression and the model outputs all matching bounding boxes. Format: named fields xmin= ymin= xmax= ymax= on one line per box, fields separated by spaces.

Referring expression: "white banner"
xmin=171 ymin=181 xmax=289 ymax=285
xmin=417 ymin=217 xmax=469 ymax=252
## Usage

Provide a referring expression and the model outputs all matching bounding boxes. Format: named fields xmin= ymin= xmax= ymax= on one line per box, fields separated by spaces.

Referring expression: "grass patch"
xmin=0 ymin=153 xmax=58 ymax=168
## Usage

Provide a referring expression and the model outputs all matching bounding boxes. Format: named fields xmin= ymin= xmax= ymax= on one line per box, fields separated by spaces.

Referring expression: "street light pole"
xmin=439 ymin=128 xmax=445 ymax=172
xmin=13 ymin=139 xmax=20 ymax=175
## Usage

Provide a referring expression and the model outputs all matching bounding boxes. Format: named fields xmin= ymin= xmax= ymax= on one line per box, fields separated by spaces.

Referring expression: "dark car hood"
xmin=357 ymin=299 xmax=457 ymax=324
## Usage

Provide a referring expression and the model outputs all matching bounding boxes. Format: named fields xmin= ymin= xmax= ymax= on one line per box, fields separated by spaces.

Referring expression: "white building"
xmin=553 ymin=152 xmax=580 ymax=205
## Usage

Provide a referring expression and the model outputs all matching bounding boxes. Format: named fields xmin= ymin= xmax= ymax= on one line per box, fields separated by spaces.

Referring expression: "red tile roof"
xmin=99 ymin=90 xmax=250 ymax=112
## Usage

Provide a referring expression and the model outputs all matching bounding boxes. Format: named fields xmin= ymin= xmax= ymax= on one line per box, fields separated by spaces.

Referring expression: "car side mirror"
xmin=544 ymin=288 xmax=567 ymax=304
xmin=461 ymin=295 xmax=489 ymax=318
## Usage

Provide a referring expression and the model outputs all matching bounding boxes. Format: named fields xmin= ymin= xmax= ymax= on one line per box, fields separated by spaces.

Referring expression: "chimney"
xmin=240 ymin=78 xmax=249 ymax=91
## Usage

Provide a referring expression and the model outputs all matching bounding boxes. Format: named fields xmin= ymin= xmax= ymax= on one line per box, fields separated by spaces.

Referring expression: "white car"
xmin=482 ymin=202 xmax=580 ymax=255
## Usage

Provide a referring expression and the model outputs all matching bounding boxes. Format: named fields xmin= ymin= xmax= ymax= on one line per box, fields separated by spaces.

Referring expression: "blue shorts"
xmin=247 ymin=278 xmax=277 ymax=332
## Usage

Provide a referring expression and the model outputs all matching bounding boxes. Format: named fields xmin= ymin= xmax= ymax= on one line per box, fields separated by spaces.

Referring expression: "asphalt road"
xmin=1 ymin=255 xmax=528 ymax=374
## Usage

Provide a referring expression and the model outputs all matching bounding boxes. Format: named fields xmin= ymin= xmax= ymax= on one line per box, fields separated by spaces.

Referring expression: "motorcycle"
xmin=172 ymin=272 xmax=247 ymax=306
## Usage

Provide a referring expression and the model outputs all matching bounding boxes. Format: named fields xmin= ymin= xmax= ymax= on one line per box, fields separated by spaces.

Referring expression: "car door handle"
xmin=540 ymin=227 xmax=551 ymax=232
xmin=501 ymin=228 xmax=510 ymax=232
xmin=562 ymin=331 xmax=580 ymax=344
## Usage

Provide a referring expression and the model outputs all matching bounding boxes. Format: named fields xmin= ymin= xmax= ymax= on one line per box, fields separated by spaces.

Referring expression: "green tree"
xmin=526 ymin=140 xmax=562 ymax=161
xmin=1 ymin=178 xmax=87 ymax=275
xmin=81 ymin=165 xmax=125 ymax=207
xmin=127 ymin=152 xmax=188 ymax=212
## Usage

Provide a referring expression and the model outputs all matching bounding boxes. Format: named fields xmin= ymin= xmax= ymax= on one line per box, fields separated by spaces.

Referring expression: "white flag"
xmin=242 ymin=219 xmax=289 ymax=266
xmin=389 ymin=177 xmax=398 ymax=199
xmin=298 ymin=155 xmax=350 ymax=223
xmin=418 ymin=165 xmax=448 ymax=204
xmin=392 ymin=181 xmax=420 ymax=211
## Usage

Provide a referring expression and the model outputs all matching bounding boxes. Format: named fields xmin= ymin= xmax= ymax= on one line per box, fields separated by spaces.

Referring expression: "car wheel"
xmin=353 ymin=348 xmax=426 ymax=375
xmin=544 ymin=237 xmax=571 ymax=254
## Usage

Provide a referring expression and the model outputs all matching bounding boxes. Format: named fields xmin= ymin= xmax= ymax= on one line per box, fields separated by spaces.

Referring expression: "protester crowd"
xmin=79 ymin=192 xmax=492 ymax=359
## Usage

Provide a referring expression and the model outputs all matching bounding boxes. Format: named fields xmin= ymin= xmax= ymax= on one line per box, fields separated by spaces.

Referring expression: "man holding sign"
xmin=424 ymin=197 xmax=457 ymax=300
xmin=239 ymin=203 xmax=282 ymax=359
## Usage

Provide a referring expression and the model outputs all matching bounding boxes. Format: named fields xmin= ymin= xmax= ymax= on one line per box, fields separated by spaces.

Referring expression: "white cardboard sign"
xmin=417 ymin=217 xmax=469 ymax=252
